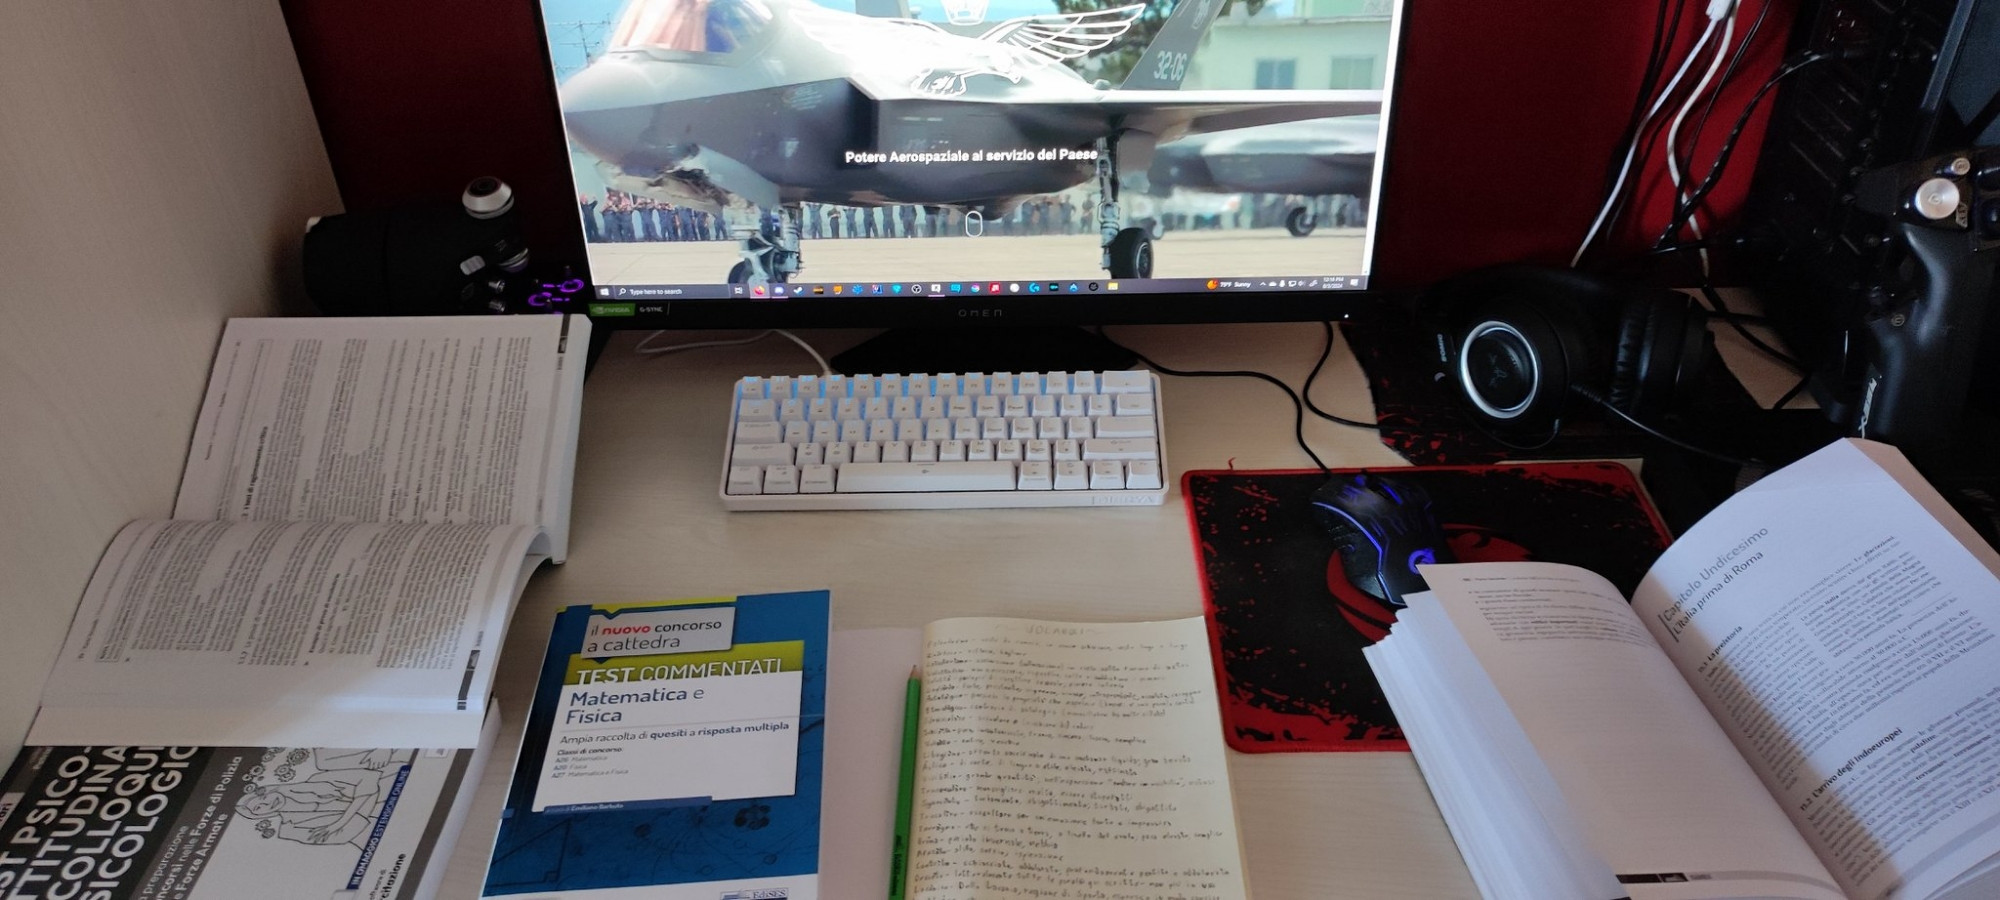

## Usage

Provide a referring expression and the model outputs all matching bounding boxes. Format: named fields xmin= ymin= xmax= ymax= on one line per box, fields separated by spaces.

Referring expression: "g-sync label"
xmin=580 ymin=607 xmax=736 ymax=657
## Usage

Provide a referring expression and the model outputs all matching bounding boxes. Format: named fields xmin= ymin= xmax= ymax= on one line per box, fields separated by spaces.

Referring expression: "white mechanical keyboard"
xmin=720 ymin=370 xmax=1167 ymax=510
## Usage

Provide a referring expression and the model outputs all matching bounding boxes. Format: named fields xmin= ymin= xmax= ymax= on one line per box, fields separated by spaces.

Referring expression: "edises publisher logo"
xmin=720 ymin=891 xmax=789 ymax=899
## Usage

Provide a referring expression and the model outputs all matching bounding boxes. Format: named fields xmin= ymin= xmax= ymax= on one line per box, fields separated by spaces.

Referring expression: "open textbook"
xmin=815 ymin=617 xmax=1251 ymax=900
xmin=1364 ymin=438 xmax=2000 ymax=900
xmin=176 ymin=314 xmax=589 ymax=563
xmin=0 ymin=314 xmax=589 ymax=898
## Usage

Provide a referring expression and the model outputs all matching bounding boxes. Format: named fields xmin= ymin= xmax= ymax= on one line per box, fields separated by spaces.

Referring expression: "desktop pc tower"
xmin=1735 ymin=0 xmax=2000 ymax=468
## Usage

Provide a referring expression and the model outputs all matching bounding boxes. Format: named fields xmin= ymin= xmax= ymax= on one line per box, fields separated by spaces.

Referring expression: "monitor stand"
xmin=829 ymin=326 xmax=1137 ymax=376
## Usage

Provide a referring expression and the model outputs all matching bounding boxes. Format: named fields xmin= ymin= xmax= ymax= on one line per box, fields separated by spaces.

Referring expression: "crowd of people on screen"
xmin=578 ymin=190 xmax=1363 ymax=243
xmin=580 ymin=191 xmax=727 ymax=243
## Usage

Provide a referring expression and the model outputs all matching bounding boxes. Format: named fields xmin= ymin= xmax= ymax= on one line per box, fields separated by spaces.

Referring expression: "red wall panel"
xmin=281 ymin=0 xmax=585 ymax=265
xmin=1373 ymin=0 xmax=1795 ymax=287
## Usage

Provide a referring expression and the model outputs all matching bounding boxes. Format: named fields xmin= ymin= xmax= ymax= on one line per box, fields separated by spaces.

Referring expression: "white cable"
xmin=635 ymin=329 xmax=775 ymax=356
xmin=1664 ymin=0 xmax=1738 ymax=277
xmin=1571 ymin=9 xmax=1725 ymax=268
xmin=773 ymin=329 xmax=835 ymax=377
xmin=633 ymin=327 xmax=833 ymax=377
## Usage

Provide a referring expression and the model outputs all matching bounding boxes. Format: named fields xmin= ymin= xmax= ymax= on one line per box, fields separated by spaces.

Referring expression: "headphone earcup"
xmin=1607 ymin=290 xmax=1711 ymax=415
xmin=1605 ymin=297 xmax=1656 ymax=412
xmin=1429 ymin=266 xmax=1606 ymax=441
xmin=1429 ymin=266 xmax=1710 ymax=446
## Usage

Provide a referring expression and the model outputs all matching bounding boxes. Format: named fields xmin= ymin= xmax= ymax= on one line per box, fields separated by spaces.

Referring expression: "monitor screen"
xmin=537 ymin=0 xmax=1406 ymax=328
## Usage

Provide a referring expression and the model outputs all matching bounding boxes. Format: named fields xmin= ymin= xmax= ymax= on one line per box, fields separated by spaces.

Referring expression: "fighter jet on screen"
xmin=558 ymin=0 xmax=1380 ymax=282
xmin=1142 ymin=114 xmax=1379 ymax=237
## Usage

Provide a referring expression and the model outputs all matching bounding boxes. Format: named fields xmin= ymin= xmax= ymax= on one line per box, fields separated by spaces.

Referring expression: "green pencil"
xmin=890 ymin=667 xmax=921 ymax=900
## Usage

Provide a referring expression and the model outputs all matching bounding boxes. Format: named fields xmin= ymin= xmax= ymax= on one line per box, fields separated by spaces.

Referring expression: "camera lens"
xmin=463 ymin=177 xmax=515 ymax=219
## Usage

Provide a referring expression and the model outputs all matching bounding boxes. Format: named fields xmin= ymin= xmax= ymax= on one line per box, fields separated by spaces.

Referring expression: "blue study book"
xmin=482 ymin=590 xmax=831 ymax=899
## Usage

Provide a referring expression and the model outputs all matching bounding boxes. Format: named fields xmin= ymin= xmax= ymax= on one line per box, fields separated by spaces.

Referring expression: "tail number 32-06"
xmin=1153 ymin=51 xmax=1189 ymax=83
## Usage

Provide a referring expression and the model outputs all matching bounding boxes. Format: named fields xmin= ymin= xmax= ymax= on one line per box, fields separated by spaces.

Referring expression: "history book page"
xmin=1413 ymin=563 xmax=1845 ymax=899
xmin=1633 ymin=439 xmax=2000 ymax=900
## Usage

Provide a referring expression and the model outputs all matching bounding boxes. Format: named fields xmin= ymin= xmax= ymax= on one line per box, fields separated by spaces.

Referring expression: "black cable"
xmin=1696 ymin=282 xmax=1804 ymax=372
xmin=1656 ymin=52 xmax=1830 ymax=249
xmin=1602 ymin=0 xmax=1684 ymax=201
xmin=1675 ymin=0 xmax=1776 ymax=195
xmin=1100 ymin=330 xmax=1330 ymax=473
xmin=1571 ymin=384 xmax=1758 ymax=468
xmin=1706 ymin=311 xmax=1775 ymax=325
xmin=1648 ymin=236 xmax=1721 ymax=256
xmin=1658 ymin=51 xmax=1829 ymax=248
xmin=1480 ymin=420 xmax=1563 ymax=455
xmin=1771 ymin=371 xmax=1812 ymax=410
xmin=1598 ymin=0 xmax=1701 ymax=259
xmin=1640 ymin=243 xmax=1804 ymax=357
xmin=1303 ymin=321 xmax=1381 ymax=430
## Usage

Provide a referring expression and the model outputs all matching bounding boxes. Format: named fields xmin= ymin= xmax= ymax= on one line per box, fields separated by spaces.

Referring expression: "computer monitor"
xmin=533 ymin=0 xmax=1406 ymax=345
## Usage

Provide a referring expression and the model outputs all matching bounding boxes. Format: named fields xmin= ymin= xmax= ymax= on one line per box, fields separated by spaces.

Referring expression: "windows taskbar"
xmin=582 ymin=275 xmax=1368 ymax=313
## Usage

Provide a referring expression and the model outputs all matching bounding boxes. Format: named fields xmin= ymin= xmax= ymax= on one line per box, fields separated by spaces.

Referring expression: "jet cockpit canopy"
xmin=610 ymin=0 xmax=775 ymax=55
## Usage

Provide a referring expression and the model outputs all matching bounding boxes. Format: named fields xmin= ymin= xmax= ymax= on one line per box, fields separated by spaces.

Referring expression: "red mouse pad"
xmin=1182 ymin=462 xmax=1673 ymax=752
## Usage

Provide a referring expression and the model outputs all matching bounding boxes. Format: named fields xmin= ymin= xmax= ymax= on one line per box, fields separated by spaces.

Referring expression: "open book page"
xmin=1366 ymin=593 xmax=1630 ymax=900
xmin=30 ymin=519 xmax=543 ymax=749
xmin=1417 ymin=563 xmax=1844 ymax=900
xmin=174 ymin=315 xmax=586 ymax=561
xmin=908 ymin=617 xmax=1247 ymax=900
xmin=1632 ymin=439 xmax=2000 ymax=900
xmin=1376 ymin=592 xmax=1640 ymax=900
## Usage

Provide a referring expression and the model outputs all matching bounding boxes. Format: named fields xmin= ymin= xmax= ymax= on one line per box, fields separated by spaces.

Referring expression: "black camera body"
xmin=1841 ymin=148 xmax=2000 ymax=450
xmin=1735 ymin=0 xmax=2000 ymax=462
xmin=304 ymin=177 xmax=532 ymax=316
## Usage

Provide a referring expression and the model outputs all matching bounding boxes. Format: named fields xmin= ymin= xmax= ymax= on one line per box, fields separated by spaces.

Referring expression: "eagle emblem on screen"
xmin=795 ymin=4 xmax=1144 ymax=96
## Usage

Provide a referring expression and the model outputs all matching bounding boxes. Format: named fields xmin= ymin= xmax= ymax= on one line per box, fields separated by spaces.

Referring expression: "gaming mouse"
xmin=1308 ymin=472 xmax=1455 ymax=608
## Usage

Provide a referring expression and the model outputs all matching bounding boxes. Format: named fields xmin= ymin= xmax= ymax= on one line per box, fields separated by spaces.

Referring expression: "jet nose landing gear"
xmin=726 ymin=259 xmax=761 ymax=284
xmin=726 ymin=204 xmax=805 ymax=285
xmin=1094 ymin=135 xmax=1154 ymax=279
xmin=1285 ymin=205 xmax=1317 ymax=237
xmin=1107 ymin=227 xmax=1153 ymax=279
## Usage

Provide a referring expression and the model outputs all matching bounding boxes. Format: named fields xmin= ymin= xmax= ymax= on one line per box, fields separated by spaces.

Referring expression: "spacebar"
xmin=836 ymin=461 xmax=1017 ymax=492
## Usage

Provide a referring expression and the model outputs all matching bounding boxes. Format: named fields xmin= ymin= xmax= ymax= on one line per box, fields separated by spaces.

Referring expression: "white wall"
xmin=0 ymin=1 xmax=341 ymax=765
xmin=1187 ymin=14 xmax=1393 ymax=91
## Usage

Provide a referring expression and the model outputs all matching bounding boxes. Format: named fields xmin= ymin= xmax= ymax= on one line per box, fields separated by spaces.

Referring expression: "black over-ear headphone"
xmin=1426 ymin=265 xmax=1713 ymax=446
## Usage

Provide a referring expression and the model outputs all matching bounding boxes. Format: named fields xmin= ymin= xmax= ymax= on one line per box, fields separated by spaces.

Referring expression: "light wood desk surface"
xmin=440 ymin=321 xmax=1484 ymax=898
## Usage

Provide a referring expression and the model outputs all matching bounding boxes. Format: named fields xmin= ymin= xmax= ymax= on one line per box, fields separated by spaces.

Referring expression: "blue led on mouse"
xmin=1308 ymin=472 xmax=1456 ymax=609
